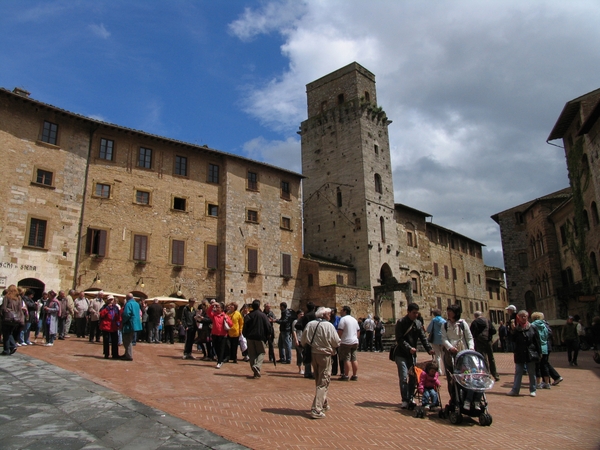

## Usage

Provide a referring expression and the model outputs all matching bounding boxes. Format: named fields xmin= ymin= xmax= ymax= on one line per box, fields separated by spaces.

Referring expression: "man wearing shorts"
xmin=337 ymin=306 xmax=360 ymax=381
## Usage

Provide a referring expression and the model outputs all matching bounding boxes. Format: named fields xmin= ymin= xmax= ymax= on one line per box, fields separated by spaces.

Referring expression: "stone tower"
xmin=300 ymin=62 xmax=398 ymax=294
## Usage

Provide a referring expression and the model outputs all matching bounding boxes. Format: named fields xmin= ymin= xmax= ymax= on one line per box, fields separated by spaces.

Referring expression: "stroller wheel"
xmin=414 ymin=407 xmax=423 ymax=418
xmin=449 ymin=411 xmax=463 ymax=425
xmin=407 ymin=402 xmax=416 ymax=411
xmin=479 ymin=414 xmax=488 ymax=426
xmin=485 ymin=413 xmax=493 ymax=426
xmin=438 ymin=409 xmax=445 ymax=419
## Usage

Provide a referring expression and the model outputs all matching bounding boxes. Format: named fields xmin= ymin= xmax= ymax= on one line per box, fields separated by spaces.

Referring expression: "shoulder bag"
xmin=303 ymin=321 xmax=321 ymax=365
xmin=389 ymin=322 xmax=414 ymax=361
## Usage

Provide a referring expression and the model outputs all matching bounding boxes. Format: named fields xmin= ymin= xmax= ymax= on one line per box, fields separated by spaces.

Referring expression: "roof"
xmin=0 ymin=87 xmax=304 ymax=179
xmin=302 ymin=254 xmax=355 ymax=269
xmin=426 ymin=222 xmax=486 ymax=247
xmin=547 ymin=88 xmax=600 ymax=141
xmin=491 ymin=187 xmax=571 ymax=223
xmin=394 ymin=203 xmax=432 ymax=218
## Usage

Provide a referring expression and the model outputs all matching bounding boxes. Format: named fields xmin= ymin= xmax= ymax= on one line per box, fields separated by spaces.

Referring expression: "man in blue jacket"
xmin=121 ymin=293 xmax=142 ymax=361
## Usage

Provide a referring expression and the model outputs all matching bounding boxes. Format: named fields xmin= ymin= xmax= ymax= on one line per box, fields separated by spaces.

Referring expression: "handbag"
xmin=224 ymin=316 xmax=231 ymax=331
xmin=303 ymin=321 xmax=321 ymax=365
xmin=2 ymin=309 xmax=18 ymax=324
xmin=527 ymin=347 xmax=540 ymax=363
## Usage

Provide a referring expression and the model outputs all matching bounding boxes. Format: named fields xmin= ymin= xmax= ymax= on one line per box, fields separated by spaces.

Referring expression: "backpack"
xmin=288 ymin=309 xmax=297 ymax=325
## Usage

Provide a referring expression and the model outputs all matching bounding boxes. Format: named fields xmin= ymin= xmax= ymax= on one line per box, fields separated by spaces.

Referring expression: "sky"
xmin=2 ymin=0 xmax=600 ymax=269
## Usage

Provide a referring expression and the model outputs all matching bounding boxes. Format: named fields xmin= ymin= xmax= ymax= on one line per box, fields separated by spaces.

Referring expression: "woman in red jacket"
xmin=207 ymin=302 xmax=233 ymax=369
xmin=99 ymin=295 xmax=120 ymax=359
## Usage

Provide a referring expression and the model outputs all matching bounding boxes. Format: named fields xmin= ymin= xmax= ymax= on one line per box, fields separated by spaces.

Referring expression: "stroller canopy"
xmin=453 ymin=350 xmax=495 ymax=392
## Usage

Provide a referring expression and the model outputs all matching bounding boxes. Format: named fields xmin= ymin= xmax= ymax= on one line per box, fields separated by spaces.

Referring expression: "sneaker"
xmin=400 ymin=401 xmax=408 ymax=409
xmin=216 ymin=363 xmax=222 ymax=369
xmin=494 ymin=375 xmax=500 ymax=382
xmin=506 ymin=391 xmax=518 ymax=396
xmin=463 ymin=400 xmax=471 ymax=410
xmin=25 ymin=342 xmax=33 ymax=345
xmin=350 ymin=375 xmax=358 ymax=381
xmin=536 ymin=383 xmax=544 ymax=389
xmin=323 ymin=403 xmax=331 ymax=411
xmin=310 ymin=409 xmax=326 ymax=419
xmin=243 ymin=356 xmax=250 ymax=362
xmin=529 ymin=391 xmax=536 ymax=397
xmin=424 ymin=405 xmax=430 ymax=411
xmin=16 ymin=343 xmax=22 ymax=347
xmin=299 ymin=369 xmax=305 ymax=375
xmin=44 ymin=343 xmax=54 ymax=347
xmin=542 ymin=383 xmax=551 ymax=389
xmin=339 ymin=375 xmax=349 ymax=381
xmin=252 ymin=366 xmax=261 ymax=378
xmin=474 ymin=402 xmax=481 ymax=411
xmin=551 ymin=377 xmax=563 ymax=386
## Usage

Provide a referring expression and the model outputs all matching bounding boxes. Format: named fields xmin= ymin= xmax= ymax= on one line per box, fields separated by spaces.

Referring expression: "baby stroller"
xmin=439 ymin=350 xmax=494 ymax=426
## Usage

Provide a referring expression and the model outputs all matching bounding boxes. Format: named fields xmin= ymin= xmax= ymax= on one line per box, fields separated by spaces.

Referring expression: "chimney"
xmin=13 ymin=87 xmax=31 ymax=97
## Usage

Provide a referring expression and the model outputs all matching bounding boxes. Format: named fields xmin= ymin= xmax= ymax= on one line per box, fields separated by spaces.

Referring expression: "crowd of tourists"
xmin=2 ymin=285 xmax=600 ymax=421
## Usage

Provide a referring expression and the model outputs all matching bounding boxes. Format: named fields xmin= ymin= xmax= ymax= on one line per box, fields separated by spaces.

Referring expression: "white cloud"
xmin=88 ymin=23 xmax=110 ymax=39
xmin=241 ymin=136 xmax=301 ymax=173
xmin=230 ymin=0 xmax=600 ymax=267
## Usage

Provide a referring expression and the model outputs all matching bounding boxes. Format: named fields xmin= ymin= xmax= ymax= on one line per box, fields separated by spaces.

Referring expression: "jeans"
xmin=395 ymin=355 xmax=415 ymax=403
xmin=422 ymin=388 xmax=439 ymax=407
xmin=2 ymin=323 xmax=17 ymax=354
xmin=149 ymin=323 xmax=160 ymax=343
xmin=511 ymin=362 xmax=537 ymax=394
xmin=21 ymin=322 xmax=32 ymax=344
xmin=565 ymin=338 xmax=579 ymax=364
xmin=278 ymin=330 xmax=292 ymax=362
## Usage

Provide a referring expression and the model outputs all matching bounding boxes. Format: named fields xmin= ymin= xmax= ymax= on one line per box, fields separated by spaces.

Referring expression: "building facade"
xmin=0 ymin=87 xmax=303 ymax=308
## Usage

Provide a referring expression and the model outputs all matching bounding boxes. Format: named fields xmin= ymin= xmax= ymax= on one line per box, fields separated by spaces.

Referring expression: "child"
xmin=177 ymin=320 xmax=186 ymax=343
xmin=418 ymin=361 xmax=441 ymax=410
xmin=461 ymin=366 xmax=484 ymax=411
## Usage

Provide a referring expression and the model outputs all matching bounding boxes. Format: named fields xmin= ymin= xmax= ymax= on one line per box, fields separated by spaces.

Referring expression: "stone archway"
xmin=374 ymin=265 xmax=412 ymax=322
xmin=18 ymin=278 xmax=45 ymax=300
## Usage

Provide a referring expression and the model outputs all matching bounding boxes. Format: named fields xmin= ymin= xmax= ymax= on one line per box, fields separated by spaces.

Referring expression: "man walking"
xmin=120 ymin=293 xmax=142 ymax=361
xmin=337 ymin=306 xmax=360 ymax=381
xmin=301 ymin=307 xmax=340 ymax=419
xmin=362 ymin=314 xmax=375 ymax=352
xmin=299 ymin=301 xmax=317 ymax=379
xmin=263 ymin=303 xmax=276 ymax=362
xmin=181 ymin=298 xmax=197 ymax=360
xmin=275 ymin=302 xmax=293 ymax=364
xmin=74 ymin=291 xmax=89 ymax=338
xmin=470 ymin=311 xmax=500 ymax=381
xmin=393 ymin=302 xmax=434 ymax=408
xmin=242 ymin=299 xmax=272 ymax=378
xmin=146 ymin=298 xmax=163 ymax=344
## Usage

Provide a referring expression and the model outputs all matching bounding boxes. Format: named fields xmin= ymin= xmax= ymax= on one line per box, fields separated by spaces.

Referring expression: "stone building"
xmin=484 ymin=266 xmax=508 ymax=324
xmin=0 ymin=87 xmax=303 ymax=308
xmin=299 ymin=63 xmax=492 ymax=323
xmin=493 ymin=87 xmax=600 ymax=323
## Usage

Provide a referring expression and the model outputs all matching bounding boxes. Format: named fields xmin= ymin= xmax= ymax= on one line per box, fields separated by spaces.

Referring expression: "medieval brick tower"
xmin=300 ymin=62 xmax=398 ymax=295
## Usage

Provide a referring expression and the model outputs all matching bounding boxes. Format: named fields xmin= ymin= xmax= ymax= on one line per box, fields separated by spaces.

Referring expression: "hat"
xmin=107 ymin=295 xmax=114 ymax=300
xmin=505 ymin=305 xmax=516 ymax=311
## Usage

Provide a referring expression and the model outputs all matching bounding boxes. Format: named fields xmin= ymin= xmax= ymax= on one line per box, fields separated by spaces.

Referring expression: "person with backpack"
xmin=470 ymin=311 xmax=500 ymax=381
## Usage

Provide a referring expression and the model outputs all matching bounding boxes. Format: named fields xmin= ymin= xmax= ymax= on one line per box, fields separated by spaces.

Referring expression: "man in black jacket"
xmin=243 ymin=299 xmax=272 ymax=378
xmin=299 ymin=302 xmax=317 ymax=378
xmin=393 ymin=302 xmax=434 ymax=408
xmin=275 ymin=302 xmax=293 ymax=364
xmin=181 ymin=298 xmax=197 ymax=360
xmin=470 ymin=311 xmax=500 ymax=381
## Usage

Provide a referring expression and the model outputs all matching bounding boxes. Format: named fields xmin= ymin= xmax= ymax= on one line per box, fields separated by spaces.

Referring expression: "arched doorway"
xmin=18 ymin=278 xmax=45 ymax=300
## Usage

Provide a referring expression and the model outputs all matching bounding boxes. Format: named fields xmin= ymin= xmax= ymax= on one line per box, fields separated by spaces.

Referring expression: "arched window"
xmin=380 ymin=216 xmax=386 ymax=243
xmin=591 ymin=202 xmax=599 ymax=226
xmin=531 ymin=238 xmax=537 ymax=259
xmin=374 ymin=173 xmax=383 ymax=194
xmin=410 ymin=271 xmax=420 ymax=295
xmin=583 ymin=209 xmax=590 ymax=230
xmin=538 ymin=233 xmax=545 ymax=255
xmin=364 ymin=91 xmax=370 ymax=102
xmin=591 ymin=252 xmax=598 ymax=276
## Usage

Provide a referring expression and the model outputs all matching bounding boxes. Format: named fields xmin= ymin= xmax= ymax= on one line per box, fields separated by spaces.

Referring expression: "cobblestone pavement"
xmin=8 ymin=338 xmax=600 ymax=450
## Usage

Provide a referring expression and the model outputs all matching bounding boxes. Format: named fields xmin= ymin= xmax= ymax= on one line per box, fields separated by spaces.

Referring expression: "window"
xmin=407 ymin=231 xmax=414 ymax=247
xmin=518 ymin=252 xmax=528 ymax=268
xmin=583 ymin=209 xmax=590 ymax=230
xmin=411 ymin=278 xmax=418 ymax=294
xmin=34 ymin=168 xmax=53 ymax=186
xmin=478 ymin=274 xmax=481 ymax=284
xmin=174 ymin=156 xmax=187 ymax=176
xmin=591 ymin=252 xmax=598 ymax=276
xmin=374 ymin=173 xmax=383 ymax=194
xmin=380 ymin=216 xmax=386 ymax=243
xmin=207 ymin=204 xmax=218 ymax=217
xmin=560 ymin=225 xmax=568 ymax=245
xmin=171 ymin=239 xmax=185 ymax=265
xmin=41 ymin=121 xmax=58 ymax=145
xmin=355 ymin=218 xmax=361 ymax=230
xmin=592 ymin=202 xmax=599 ymax=226
xmin=281 ymin=216 xmax=291 ymax=230
xmin=515 ymin=212 xmax=524 ymax=225
xmin=135 ymin=190 xmax=150 ymax=205
xmin=172 ymin=197 xmax=187 ymax=211
xmin=337 ymin=188 xmax=342 ymax=207
xmin=467 ymin=272 xmax=471 ymax=283
xmin=364 ymin=92 xmax=370 ymax=102
xmin=206 ymin=244 xmax=218 ymax=269
xmin=247 ymin=209 xmax=259 ymax=223
xmin=86 ymin=228 xmax=107 ymax=256
xmin=437 ymin=297 xmax=442 ymax=310
xmin=281 ymin=181 xmax=291 ymax=200
xmin=133 ymin=235 xmax=148 ymax=261
xmin=308 ymin=274 xmax=314 ymax=287
xmin=374 ymin=144 xmax=379 ymax=154
xmin=247 ymin=171 xmax=258 ymax=190
xmin=27 ymin=218 xmax=47 ymax=248
xmin=138 ymin=147 xmax=152 ymax=169
xmin=281 ymin=253 xmax=292 ymax=277
xmin=94 ymin=183 xmax=111 ymax=199
xmin=489 ymin=287 xmax=493 ymax=300
xmin=247 ymin=248 xmax=258 ymax=273
xmin=336 ymin=274 xmax=344 ymax=285
xmin=452 ymin=268 xmax=457 ymax=280
xmin=99 ymin=138 xmax=114 ymax=161
xmin=337 ymin=93 xmax=344 ymax=104
xmin=433 ymin=263 xmax=439 ymax=276
xmin=208 ymin=163 xmax=219 ymax=183
xmin=444 ymin=265 xmax=449 ymax=279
